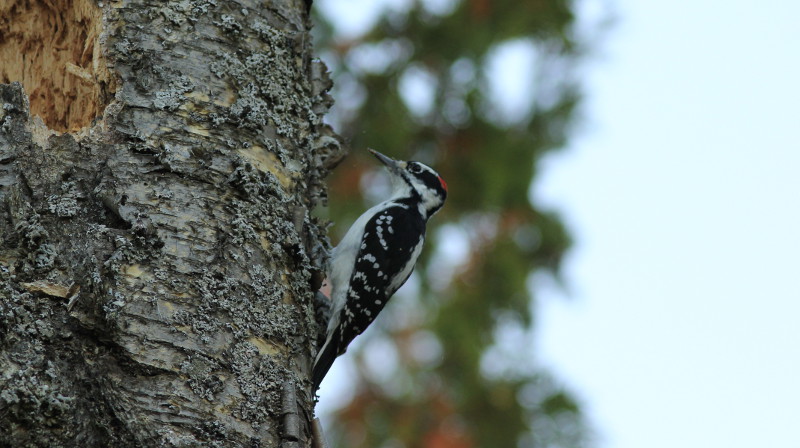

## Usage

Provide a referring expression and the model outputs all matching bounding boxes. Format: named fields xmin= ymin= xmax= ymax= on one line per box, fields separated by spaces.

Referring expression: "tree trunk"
xmin=0 ymin=0 xmax=342 ymax=446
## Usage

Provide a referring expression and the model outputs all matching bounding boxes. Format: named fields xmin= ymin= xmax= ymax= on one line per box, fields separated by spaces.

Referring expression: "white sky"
xmin=535 ymin=1 xmax=800 ymax=447
xmin=316 ymin=0 xmax=800 ymax=446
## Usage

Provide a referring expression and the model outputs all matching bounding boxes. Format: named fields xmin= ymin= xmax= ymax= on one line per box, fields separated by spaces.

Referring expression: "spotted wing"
xmin=335 ymin=205 xmax=425 ymax=353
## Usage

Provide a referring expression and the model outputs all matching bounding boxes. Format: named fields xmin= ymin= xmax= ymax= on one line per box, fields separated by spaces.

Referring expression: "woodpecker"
xmin=312 ymin=149 xmax=448 ymax=392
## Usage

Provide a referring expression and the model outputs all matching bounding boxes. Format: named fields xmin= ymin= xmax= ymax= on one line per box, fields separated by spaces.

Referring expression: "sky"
xmin=316 ymin=0 xmax=800 ymax=447
xmin=534 ymin=1 xmax=800 ymax=447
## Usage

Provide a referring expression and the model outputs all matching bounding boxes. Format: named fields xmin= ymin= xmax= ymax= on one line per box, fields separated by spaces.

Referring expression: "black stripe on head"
xmin=408 ymin=162 xmax=447 ymax=200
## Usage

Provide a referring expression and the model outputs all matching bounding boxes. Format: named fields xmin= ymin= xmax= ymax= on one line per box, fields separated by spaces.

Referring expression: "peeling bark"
xmin=0 ymin=0 xmax=344 ymax=446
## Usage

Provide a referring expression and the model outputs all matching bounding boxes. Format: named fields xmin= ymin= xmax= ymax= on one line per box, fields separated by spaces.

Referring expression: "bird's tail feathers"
xmin=312 ymin=328 xmax=341 ymax=392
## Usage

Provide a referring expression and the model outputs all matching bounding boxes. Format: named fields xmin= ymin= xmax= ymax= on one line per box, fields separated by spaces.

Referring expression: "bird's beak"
xmin=369 ymin=148 xmax=407 ymax=172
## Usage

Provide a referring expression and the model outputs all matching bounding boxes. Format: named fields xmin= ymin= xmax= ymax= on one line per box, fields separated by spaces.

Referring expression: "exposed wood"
xmin=0 ymin=0 xmax=113 ymax=132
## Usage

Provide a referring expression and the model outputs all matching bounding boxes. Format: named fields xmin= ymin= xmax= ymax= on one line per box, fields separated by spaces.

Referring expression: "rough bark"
xmin=0 ymin=0 xmax=343 ymax=446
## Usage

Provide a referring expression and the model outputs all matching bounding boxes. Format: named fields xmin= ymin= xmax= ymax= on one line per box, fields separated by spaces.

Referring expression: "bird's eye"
xmin=409 ymin=163 xmax=422 ymax=174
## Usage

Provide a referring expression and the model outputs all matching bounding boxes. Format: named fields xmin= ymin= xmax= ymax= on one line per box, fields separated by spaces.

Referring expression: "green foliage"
xmin=314 ymin=1 xmax=597 ymax=446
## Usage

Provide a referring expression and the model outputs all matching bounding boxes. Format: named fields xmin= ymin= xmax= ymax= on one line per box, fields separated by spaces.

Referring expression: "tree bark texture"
xmin=0 ymin=0 xmax=343 ymax=446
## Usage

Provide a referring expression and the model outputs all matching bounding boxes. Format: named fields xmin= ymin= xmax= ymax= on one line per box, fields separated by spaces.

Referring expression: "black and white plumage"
xmin=312 ymin=149 xmax=448 ymax=392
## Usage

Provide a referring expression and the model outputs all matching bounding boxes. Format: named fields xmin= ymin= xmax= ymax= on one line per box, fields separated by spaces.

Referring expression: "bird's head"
xmin=369 ymin=149 xmax=448 ymax=218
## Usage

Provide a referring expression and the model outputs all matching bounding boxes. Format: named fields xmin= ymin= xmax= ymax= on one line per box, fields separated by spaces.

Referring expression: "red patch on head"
xmin=438 ymin=175 xmax=448 ymax=192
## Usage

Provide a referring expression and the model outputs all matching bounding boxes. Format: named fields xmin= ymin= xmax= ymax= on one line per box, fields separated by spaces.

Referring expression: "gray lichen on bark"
xmin=0 ymin=0 xmax=343 ymax=446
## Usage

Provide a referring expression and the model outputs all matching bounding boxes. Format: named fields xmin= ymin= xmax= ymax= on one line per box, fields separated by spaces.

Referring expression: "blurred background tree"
xmin=312 ymin=1 xmax=602 ymax=446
